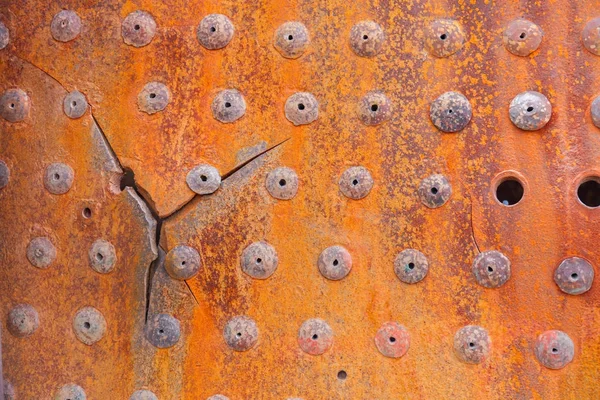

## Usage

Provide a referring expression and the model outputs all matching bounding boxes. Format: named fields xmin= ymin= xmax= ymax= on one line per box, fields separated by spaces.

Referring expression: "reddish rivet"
xmin=394 ymin=249 xmax=429 ymax=284
xmin=503 ymin=19 xmax=543 ymax=56
xmin=122 ymin=10 xmax=157 ymax=48
xmin=534 ymin=330 xmax=574 ymax=369
xmin=418 ymin=174 xmax=452 ymax=208
xmin=430 ymin=91 xmax=472 ymax=133
xmin=339 ymin=166 xmax=374 ymax=200
xmin=359 ymin=91 xmax=392 ymax=126
xmin=145 ymin=313 xmax=181 ymax=348
xmin=424 ymin=19 xmax=465 ymax=58
xmin=453 ymin=325 xmax=491 ymax=364
xmin=241 ymin=241 xmax=278 ymax=279
xmin=472 ymin=250 xmax=511 ymax=288
xmin=554 ymin=257 xmax=594 ymax=295
xmin=265 ymin=167 xmax=299 ymax=200
xmin=582 ymin=17 xmax=600 ymax=56
xmin=298 ymin=318 xmax=333 ymax=355
xmin=211 ymin=89 xmax=246 ymax=123
xmin=374 ymin=322 xmax=410 ymax=358
xmin=318 ymin=245 xmax=352 ymax=280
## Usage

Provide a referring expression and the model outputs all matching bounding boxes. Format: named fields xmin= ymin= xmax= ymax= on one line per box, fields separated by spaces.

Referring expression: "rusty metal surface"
xmin=2 ymin=0 xmax=600 ymax=399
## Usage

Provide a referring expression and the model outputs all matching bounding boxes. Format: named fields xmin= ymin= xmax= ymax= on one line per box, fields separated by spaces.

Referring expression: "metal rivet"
xmin=582 ymin=17 xmax=600 ymax=56
xmin=72 ymin=307 xmax=107 ymax=346
xmin=51 ymin=10 xmax=82 ymax=43
xmin=358 ymin=91 xmax=391 ymax=126
xmin=207 ymin=395 xmax=230 ymax=400
xmin=509 ymin=91 xmax=552 ymax=131
xmin=0 ymin=88 xmax=30 ymax=122
xmin=26 ymin=237 xmax=57 ymax=269
xmin=129 ymin=390 xmax=158 ymax=400
xmin=197 ymin=14 xmax=234 ymax=50
xmin=138 ymin=82 xmax=170 ymax=114
xmin=430 ymin=91 xmax=472 ymax=133
xmin=122 ymin=10 xmax=156 ymax=48
xmin=146 ymin=314 xmax=181 ymax=349
xmin=44 ymin=163 xmax=74 ymax=195
xmin=394 ymin=249 xmax=429 ymax=284
xmin=223 ymin=316 xmax=259 ymax=352
xmin=63 ymin=91 xmax=88 ymax=119
xmin=54 ymin=384 xmax=86 ymax=400
xmin=350 ymin=20 xmax=385 ymax=57
xmin=339 ymin=166 xmax=373 ymax=200
xmin=274 ymin=22 xmax=310 ymax=59
xmin=0 ymin=21 xmax=9 ymax=50
xmin=554 ymin=257 xmax=594 ymax=295
xmin=241 ymin=241 xmax=278 ymax=279
xmin=186 ymin=164 xmax=221 ymax=194
xmin=418 ymin=174 xmax=452 ymax=208
xmin=265 ymin=167 xmax=298 ymax=200
xmin=453 ymin=325 xmax=490 ymax=364
xmin=285 ymin=92 xmax=319 ymax=126
xmin=503 ymin=19 xmax=543 ymax=57
xmin=534 ymin=330 xmax=574 ymax=369
xmin=318 ymin=245 xmax=352 ymax=280
xmin=298 ymin=318 xmax=333 ymax=355
xmin=165 ymin=245 xmax=201 ymax=280
xmin=0 ymin=160 xmax=10 ymax=189
xmin=374 ymin=321 xmax=410 ymax=358
xmin=211 ymin=89 xmax=246 ymax=123
xmin=7 ymin=304 xmax=39 ymax=338
xmin=591 ymin=96 xmax=600 ymax=129
xmin=88 ymin=239 xmax=117 ymax=274
xmin=472 ymin=250 xmax=511 ymax=288
xmin=424 ymin=19 xmax=465 ymax=58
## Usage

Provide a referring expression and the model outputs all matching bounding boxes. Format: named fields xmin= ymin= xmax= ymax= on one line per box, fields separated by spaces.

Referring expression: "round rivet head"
xmin=394 ymin=249 xmax=429 ymax=284
xmin=265 ymin=167 xmax=298 ymax=200
xmin=274 ymin=22 xmax=310 ymax=59
xmin=339 ymin=166 xmax=374 ymax=200
xmin=51 ymin=10 xmax=82 ymax=42
xmin=63 ymin=91 xmax=88 ymax=119
xmin=207 ymin=395 xmax=229 ymax=400
xmin=122 ymin=10 xmax=156 ymax=47
xmin=197 ymin=14 xmax=234 ymax=50
xmin=44 ymin=163 xmax=74 ymax=195
xmin=211 ymin=89 xmax=246 ymax=123
xmin=503 ymin=19 xmax=543 ymax=56
xmin=535 ymin=330 xmax=574 ymax=369
xmin=285 ymin=92 xmax=319 ymax=126
xmin=165 ymin=245 xmax=201 ymax=280
xmin=430 ymin=91 xmax=472 ymax=133
xmin=582 ymin=18 xmax=600 ymax=56
xmin=54 ymin=384 xmax=86 ymax=400
xmin=453 ymin=325 xmax=490 ymax=364
xmin=350 ymin=20 xmax=385 ymax=57
xmin=0 ymin=160 xmax=10 ymax=189
xmin=26 ymin=237 xmax=57 ymax=269
xmin=425 ymin=19 xmax=465 ymax=58
xmin=73 ymin=307 xmax=107 ymax=345
xmin=241 ymin=241 xmax=278 ymax=279
xmin=472 ymin=250 xmax=511 ymax=288
xmin=146 ymin=313 xmax=181 ymax=349
xmin=130 ymin=390 xmax=158 ymax=400
xmin=554 ymin=257 xmax=594 ymax=295
xmin=7 ymin=304 xmax=39 ymax=337
xmin=358 ymin=91 xmax=392 ymax=126
xmin=374 ymin=322 xmax=410 ymax=358
xmin=88 ymin=239 xmax=117 ymax=274
xmin=1 ymin=88 xmax=30 ymax=122
xmin=186 ymin=164 xmax=221 ymax=195
xmin=298 ymin=318 xmax=333 ymax=355
xmin=509 ymin=91 xmax=552 ymax=131
xmin=138 ymin=82 xmax=170 ymax=115
xmin=418 ymin=174 xmax=452 ymax=208
xmin=223 ymin=316 xmax=259 ymax=351
xmin=318 ymin=245 xmax=352 ymax=280
xmin=590 ymin=96 xmax=600 ymax=129
xmin=0 ymin=21 xmax=9 ymax=50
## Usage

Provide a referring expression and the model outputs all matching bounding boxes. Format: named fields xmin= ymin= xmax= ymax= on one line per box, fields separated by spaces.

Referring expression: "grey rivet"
xmin=394 ymin=249 xmax=429 ymax=284
xmin=54 ymin=384 xmax=86 ymax=400
xmin=424 ymin=19 xmax=465 ymax=58
xmin=453 ymin=325 xmax=490 ymax=364
xmin=318 ymin=245 xmax=352 ymax=280
xmin=1 ymin=88 xmax=30 ymax=122
xmin=554 ymin=257 xmax=594 ymax=295
xmin=591 ymin=96 xmax=600 ymax=129
xmin=26 ymin=237 xmax=57 ymax=269
xmin=165 ymin=245 xmax=201 ymax=280
xmin=186 ymin=164 xmax=221 ymax=194
xmin=211 ymin=89 xmax=246 ymax=123
xmin=73 ymin=306 xmax=107 ymax=345
xmin=223 ymin=315 xmax=259 ymax=351
xmin=0 ymin=21 xmax=9 ymax=50
xmin=4 ymin=380 xmax=15 ymax=400
xmin=88 ymin=239 xmax=116 ymax=274
xmin=430 ymin=91 xmax=472 ymax=133
xmin=418 ymin=174 xmax=452 ymax=208
xmin=138 ymin=82 xmax=170 ymax=114
xmin=130 ymin=390 xmax=158 ymax=400
xmin=265 ymin=167 xmax=298 ymax=200
xmin=339 ymin=166 xmax=373 ymax=200
xmin=350 ymin=20 xmax=385 ymax=57
xmin=51 ymin=10 xmax=82 ymax=42
xmin=44 ymin=163 xmax=74 ymax=195
xmin=503 ymin=19 xmax=543 ymax=56
xmin=472 ymin=250 xmax=511 ymax=288
xmin=146 ymin=313 xmax=181 ymax=349
xmin=122 ymin=10 xmax=156 ymax=48
xmin=285 ymin=92 xmax=318 ymax=126
xmin=274 ymin=21 xmax=310 ymax=59
xmin=207 ymin=395 xmax=230 ymax=400
xmin=0 ymin=160 xmax=9 ymax=189
xmin=509 ymin=91 xmax=552 ymax=131
xmin=197 ymin=14 xmax=234 ymax=50
xmin=298 ymin=318 xmax=333 ymax=355
xmin=358 ymin=91 xmax=392 ymax=126
xmin=63 ymin=91 xmax=88 ymax=119
xmin=7 ymin=304 xmax=39 ymax=338
xmin=241 ymin=241 xmax=278 ymax=279
xmin=535 ymin=330 xmax=574 ymax=369
xmin=582 ymin=17 xmax=600 ymax=56
xmin=374 ymin=321 xmax=410 ymax=358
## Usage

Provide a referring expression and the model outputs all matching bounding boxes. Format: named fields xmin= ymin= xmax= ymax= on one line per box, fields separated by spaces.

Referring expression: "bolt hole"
xmin=72 ymin=101 xmax=77 ymax=107
xmin=298 ymin=103 xmax=305 ymax=110
xmin=496 ymin=178 xmax=524 ymax=206
xmin=96 ymin=253 xmax=104 ymax=262
xmin=526 ymin=106 xmax=534 ymax=113
xmin=389 ymin=336 xmax=396 ymax=343
xmin=371 ymin=104 xmax=378 ymax=112
xmin=551 ymin=347 xmax=558 ymax=354
xmin=312 ymin=334 xmax=318 ymax=340
xmin=82 ymin=207 xmax=92 ymax=219
xmin=83 ymin=322 xmax=91 ymax=329
xmin=225 ymin=102 xmax=231 ymax=108
xmin=447 ymin=109 xmax=453 ymax=114
xmin=53 ymin=173 xmax=61 ymax=180
xmin=279 ymin=179 xmax=286 ymax=186
xmin=577 ymin=178 xmax=600 ymax=208
xmin=256 ymin=258 xmax=262 ymax=264
xmin=487 ymin=266 xmax=494 ymax=273
xmin=149 ymin=93 xmax=156 ymax=99
xmin=408 ymin=262 xmax=415 ymax=270
xmin=333 ymin=259 xmax=339 ymax=266
xmin=337 ymin=370 xmax=347 ymax=380
xmin=9 ymin=103 xmax=15 ymax=109
xmin=363 ymin=34 xmax=369 ymax=40
xmin=440 ymin=33 xmax=447 ymax=40
xmin=210 ymin=26 xmax=216 ymax=33
xmin=181 ymin=261 xmax=186 ymax=266
xmin=352 ymin=179 xmax=359 ymax=186
xmin=236 ymin=332 xmax=242 ymax=337
xmin=288 ymin=35 xmax=294 ymax=40
xmin=200 ymin=174 xmax=208 ymax=182
xmin=61 ymin=20 xmax=67 ymax=27
xmin=134 ymin=24 xmax=140 ymax=30
xmin=430 ymin=187 xmax=438 ymax=195
xmin=468 ymin=342 xmax=475 ymax=348
xmin=158 ymin=329 xmax=164 ymax=334
xmin=520 ymin=32 xmax=526 ymax=39
xmin=571 ymin=272 xmax=579 ymax=280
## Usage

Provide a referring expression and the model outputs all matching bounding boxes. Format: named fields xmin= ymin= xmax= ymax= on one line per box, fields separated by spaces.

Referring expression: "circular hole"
xmin=447 ymin=109 xmax=453 ymax=114
xmin=288 ymin=34 xmax=294 ymax=40
xmin=181 ymin=260 xmax=186 ymax=266
xmin=389 ymin=336 xmax=396 ymax=343
xmin=72 ymin=101 xmax=77 ymax=107
xmin=83 ymin=322 xmax=91 ymax=329
xmin=333 ymin=259 xmax=339 ymax=266
xmin=363 ymin=34 xmax=369 ymax=40
xmin=134 ymin=24 xmax=140 ymax=30
xmin=526 ymin=106 xmax=534 ymax=113
xmin=158 ymin=329 xmax=164 ymax=334
xmin=53 ymin=173 xmax=61 ymax=180
xmin=256 ymin=258 xmax=262 ymax=264
xmin=371 ymin=104 xmax=378 ymax=112
xmin=236 ymin=332 xmax=242 ymax=337
xmin=408 ymin=262 xmax=415 ymax=270
xmin=312 ymin=334 xmax=318 ymax=340
xmin=519 ymin=32 xmax=526 ymax=39
xmin=82 ymin=207 xmax=92 ymax=219
xmin=440 ymin=33 xmax=447 ymax=40
xmin=149 ymin=93 xmax=156 ymax=99
xmin=200 ymin=174 xmax=208 ymax=182
xmin=352 ymin=179 xmax=359 ymax=186
xmin=337 ymin=370 xmax=347 ymax=380
xmin=35 ymin=248 xmax=44 ymax=257
xmin=468 ymin=342 xmax=475 ymax=348
xmin=210 ymin=26 xmax=216 ymax=33
xmin=9 ymin=103 xmax=15 ymax=109
xmin=225 ymin=102 xmax=231 ymax=108
xmin=496 ymin=178 xmax=524 ymax=206
xmin=571 ymin=272 xmax=579 ymax=280
xmin=551 ymin=347 xmax=559 ymax=354
xmin=61 ymin=20 xmax=67 ymax=27
xmin=298 ymin=103 xmax=305 ymax=111
xmin=430 ymin=187 xmax=438 ymax=195
xmin=279 ymin=179 xmax=286 ymax=186
xmin=577 ymin=178 xmax=600 ymax=208
xmin=96 ymin=253 xmax=104 ymax=262
xmin=487 ymin=266 xmax=494 ymax=273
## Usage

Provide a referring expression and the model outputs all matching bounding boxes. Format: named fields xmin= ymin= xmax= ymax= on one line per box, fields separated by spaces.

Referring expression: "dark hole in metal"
xmin=431 ymin=187 xmax=438 ymax=195
xmin=72 ymin=101 xmax=77 ymax=107
xmin=352 ymin=179 xmax=359 ymax=185
xmin=158 ymin=329 xmax=164 ymax=334
xmin=210 ymin=26 xmax=216 ymax=32
xmin=181 ymin=261 xmax=186 ymax=266
xmin=333 ymin=259 xmax=339 ymax=266
xmin=149 ymin=93 xmax=156 ymax=99
xmin=288 ymin=35 xmax=293 ymax=40
xmin=200 ymin=175 xmax=208 ymax=182
xmin=577 ymin=179 xmax=600 ymax=208
xmin=469 ymin=342 xmax=475 ymax=348
xmin=279 ymin=179 xmax=286 ymax=186
xmin=526 ymin=106 xmax=534 ymax=112
xmin=520 ymin=32 xmax=526 ymax=39
xmin=389 ymin=336 xmax=396 ymax=343
xmin=371 ymin=104 xmax=378 ymax=112
xmin=408 ymin=262 xmax=415 ymax=270
xmin=134 ymin=24 xmax=140 ymax=30
xmin=61 ymin=20 xmax=67 ymax=27
xmin=312 ymin=334 xmax=318 ymax=340
xmin=440 ymin=33 xmax=447 ymax=40
xmin=120 ymin=167 xmax=136 ymax=191
xmin=83 ymin=207 xmax=92 ymax=219
xmin=496 ymin=179 xmax=524 ymax=206
xmin=9 ymin=103 xmax=15 ymax=108
xmin=487 ymin=266 xmax=494 ymax=272
xmin=337 ymin=370 xmax=347 ymax=380
xmin=236 ymin=332 xmax=242 ymax=337
xmin=83 ymin=322 xmax=91 ymax=329
xmin=552 ymin=347 xmax=558 ymax=354
xmin=363 ymin=34 xmax=368 ymax=40
xmin=53 ymin=173 xmax=60 ymax=180
xmin=256 ymin=258 xmax=262 ymax=264
xmin=298 ymin=103 xmax=305 ymax=110
xmin=96 ymin=253 xmax=104 ymax=262
xmin=571 ymin=273 xmax=579 ymax=279
xmin=447 ymin=109 xmax=453 ymax=114
xmin=225 ymin=102 xmax=231 ymax=108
